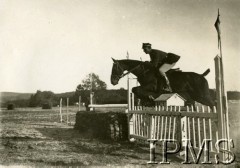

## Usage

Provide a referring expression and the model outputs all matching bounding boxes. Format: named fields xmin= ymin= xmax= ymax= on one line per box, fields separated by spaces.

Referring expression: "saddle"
xmin=142 ymin=62 xmax=181 ymax=78
xmin=168 ymin=68 xmax=182 ymax=73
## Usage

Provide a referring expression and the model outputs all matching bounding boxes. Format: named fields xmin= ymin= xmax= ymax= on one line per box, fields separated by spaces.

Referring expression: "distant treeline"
xmin=1 ymin=90 xmax=240 ymax=108
xmin=227 ymin=91 xmax=240 ymax=100
xmin=1 ymin=89 xmax=127 ymax=108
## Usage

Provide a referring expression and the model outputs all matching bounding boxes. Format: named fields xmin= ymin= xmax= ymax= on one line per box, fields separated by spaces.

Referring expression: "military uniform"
xmin=149 ymin=49 xmax=180 ymax=68
xmin=142 ymin=43 xmax=180 ymax=92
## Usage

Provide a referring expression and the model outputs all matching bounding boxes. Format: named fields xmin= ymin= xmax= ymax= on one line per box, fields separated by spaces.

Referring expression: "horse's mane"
xmin=118 ymin=59 xmax=142 ymax=65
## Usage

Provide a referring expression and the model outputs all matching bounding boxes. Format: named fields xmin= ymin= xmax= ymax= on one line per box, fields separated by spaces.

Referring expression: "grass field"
xmin=0 ymin=104 xmax=239 ymax=167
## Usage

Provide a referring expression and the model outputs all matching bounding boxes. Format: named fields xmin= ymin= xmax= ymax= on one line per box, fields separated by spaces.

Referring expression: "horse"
xmin=110 ymin=58 xmax=214 ymax=107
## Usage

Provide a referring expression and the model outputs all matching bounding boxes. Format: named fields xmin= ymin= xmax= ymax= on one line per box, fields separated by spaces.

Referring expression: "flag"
xmin=214 ymin=9 xmax=221 ymax=48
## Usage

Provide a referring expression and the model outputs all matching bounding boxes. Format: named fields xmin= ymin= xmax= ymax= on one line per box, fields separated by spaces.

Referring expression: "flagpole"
xmin=218 ymin=11 xmax=229 ymax=142
xmin=220 ymin=28 xmax=230 ymax=162
xmin=215 ymin=9 xmax=230 ymax=160
xmin=90 ymin=73 xmax=93 ymax=105
xmin=218 ymin=9 xmax=225 ymax=95
xmin=219 ymin=16 xmax=229 ymax=159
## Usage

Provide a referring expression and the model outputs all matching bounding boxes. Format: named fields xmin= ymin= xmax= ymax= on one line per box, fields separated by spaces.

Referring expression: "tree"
xmin=29 ymin=90 xmax=57 ymax=107
xmin=73 ymin=73 xmax=107 ymax=104
xmin=77 ymin=73 xmax=107 ymax=91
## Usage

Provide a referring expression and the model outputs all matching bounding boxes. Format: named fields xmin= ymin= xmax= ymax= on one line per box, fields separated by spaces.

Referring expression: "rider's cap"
xmin=142 ymin=43 xmax=151 ymax=49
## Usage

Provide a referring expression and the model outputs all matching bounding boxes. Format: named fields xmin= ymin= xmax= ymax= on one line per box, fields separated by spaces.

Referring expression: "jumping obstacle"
xmin=127 ymin=56 xmax=230 ymax=161
xmin=127 ymin=77 xmax=139 ymax=111
xmin=59 ymin=97 xmax=70 ymax=124
xmin=88 ymin=76 xmax=138 ymax=111
xmin=89 ymin=102 xmax=128 ymax=111
xmin=89 ymin=104 xmax=127 ymax=109
xmin=59 ymin=98 xmax=63 ymax=122
xmin=128 ymin=104 xmax=217 ymax=149
xmin=89 ymin=91 xmax=127 ymax=111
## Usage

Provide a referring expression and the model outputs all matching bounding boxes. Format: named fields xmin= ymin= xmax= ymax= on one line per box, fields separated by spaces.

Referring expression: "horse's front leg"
xmin=132 ymin=84 xmax=159 ymax=101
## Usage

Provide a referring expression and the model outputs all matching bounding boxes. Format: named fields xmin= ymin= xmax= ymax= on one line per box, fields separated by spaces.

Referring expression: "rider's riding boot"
xmin=163 ymin=75 xmax=172 ymax=92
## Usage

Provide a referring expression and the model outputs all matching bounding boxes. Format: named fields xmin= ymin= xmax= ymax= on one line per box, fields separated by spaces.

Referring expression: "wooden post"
xmin=191 ymin=105 xmax=196 ymax=148
xmin=181 ymin=116 xmax=188 ymax=147
xmin=132 ymin=93 xmax=135 ymax=111
xmin=214 ymin=10 xmax=231 ymax=160
xmin=207 ymin=106 xmax=213 ymax=151
xmin=160 ymin=116 xmax=164 ymax=140
xmin=168 ymin=116 xmax=172 ymax=140
xmin=90 ymin=92 xmax=94 ymax=105
xmin=164 ymin=116 xmax=168 ymax=140
xmin=172 ymin=107 xmax=176 ymax=140
xmin=128 ymin=78 xmax=131 ymax=111
xmin=67 ymin=98 xmax=69 ymax=124
xmin=155 ymin=104 xmax=158 ymax=111
xmin=157 ymin=116 xmax=160 ymax=139
xmin=215 ymin=56 xmax=224 ymax=140
xmin=202 ymin=106 xmax=207 ymax=151
xmin=148 ymin=114 xmax=152 ymax=139
xmin=127 ymin=52 xmax=130 ymax=111
xmin=127 ymin=79 xmax=132 ymax=140
xmin=215 ymin=55 xmax=230 ymax=160
xmin=90 ymin=92 xmax=94 ymax=111
xmin=196 ymin=106 xmax=201 ymax=148
xmin=59 ymin=98 xmax=63 ymax=123
xmin=78 ymin=96 xmax=81 ymax=111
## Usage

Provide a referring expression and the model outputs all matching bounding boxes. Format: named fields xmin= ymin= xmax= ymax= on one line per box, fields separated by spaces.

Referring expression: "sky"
xmin=0 ymin=0 xmax=239 ymax=93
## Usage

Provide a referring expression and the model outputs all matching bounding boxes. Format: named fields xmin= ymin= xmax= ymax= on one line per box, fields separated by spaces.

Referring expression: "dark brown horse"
xmin=110 ymin=59 xmax=214 ymax=107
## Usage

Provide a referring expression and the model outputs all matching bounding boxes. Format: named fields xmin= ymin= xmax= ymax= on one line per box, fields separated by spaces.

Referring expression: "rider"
xmin=142 ymin=43 xmax=180 ymax=92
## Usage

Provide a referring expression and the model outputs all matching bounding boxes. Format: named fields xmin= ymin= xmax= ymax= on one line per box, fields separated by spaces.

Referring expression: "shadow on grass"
xmin=35 ymin=127 xmax=145 ymax=158
xmin=35 ymin=126 xmax=184 ymax=163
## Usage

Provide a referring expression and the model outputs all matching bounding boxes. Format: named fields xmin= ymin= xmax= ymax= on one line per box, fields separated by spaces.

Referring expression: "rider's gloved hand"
xmin=144 ymin=61 xmax=151 ymax=67
xmin=144 ymin=61 xmax=155 ymax=70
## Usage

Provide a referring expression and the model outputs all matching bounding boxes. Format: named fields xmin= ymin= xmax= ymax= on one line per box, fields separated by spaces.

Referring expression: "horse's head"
xmin=111 ymin=58 xmax=142 ymax=85
xmin=111 ymin=58 xmax=125 ymax=85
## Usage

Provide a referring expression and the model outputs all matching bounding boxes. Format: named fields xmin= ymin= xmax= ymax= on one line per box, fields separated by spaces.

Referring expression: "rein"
xmin=114 ymin=61 xmax=142 ymax=79
xmin=120 ymin=63 xmax=142 ymax=78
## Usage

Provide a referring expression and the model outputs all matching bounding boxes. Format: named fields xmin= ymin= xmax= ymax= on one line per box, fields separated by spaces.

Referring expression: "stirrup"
xmin=163 ymin=86 xmax=172 ymax=93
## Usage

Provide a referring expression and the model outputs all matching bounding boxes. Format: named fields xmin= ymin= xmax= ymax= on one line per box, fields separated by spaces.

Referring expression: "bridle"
xmin=112 ymin=61 xmax=142 ymax=80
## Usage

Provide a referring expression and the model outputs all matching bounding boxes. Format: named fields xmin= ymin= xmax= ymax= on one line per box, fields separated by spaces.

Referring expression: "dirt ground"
xmin=0 ymin=105 xmax=239 ymax=167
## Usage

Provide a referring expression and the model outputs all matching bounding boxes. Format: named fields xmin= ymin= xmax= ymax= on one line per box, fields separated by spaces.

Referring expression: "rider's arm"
xmin=151 ymin=50 xmax=166 ymax=67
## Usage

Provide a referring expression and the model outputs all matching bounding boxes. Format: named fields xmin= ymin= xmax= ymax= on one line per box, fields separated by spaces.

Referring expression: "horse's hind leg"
xmin=194 ymin=95 xmax=215 ymax=107
xmin=191 ymin=76 xmax=215 ymax=108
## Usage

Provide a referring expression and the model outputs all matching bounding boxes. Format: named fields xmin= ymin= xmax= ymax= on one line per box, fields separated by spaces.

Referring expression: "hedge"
xmin=7 ymin=104 xmax=15 ymax=110
xmin=42 ymin=103 xmax=52 ymax=109
xmin=74 ymin=111 xmax=128 ymax=140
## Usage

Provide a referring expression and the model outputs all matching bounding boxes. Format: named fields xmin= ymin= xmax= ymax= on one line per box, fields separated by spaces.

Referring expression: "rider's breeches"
xmin=159 ymin=63 xmax=176 ymax=84
xmin=159 ymin=63 xmax=176 ymax=75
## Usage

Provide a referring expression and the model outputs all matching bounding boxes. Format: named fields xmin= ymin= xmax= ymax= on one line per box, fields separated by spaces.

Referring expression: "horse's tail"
xmin=202 ymin=68 xmax=210 ymax=76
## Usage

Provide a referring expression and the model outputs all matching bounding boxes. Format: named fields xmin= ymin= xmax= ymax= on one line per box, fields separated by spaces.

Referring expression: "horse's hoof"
xmin=148 ymin=95 xmax=155 ymax=100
